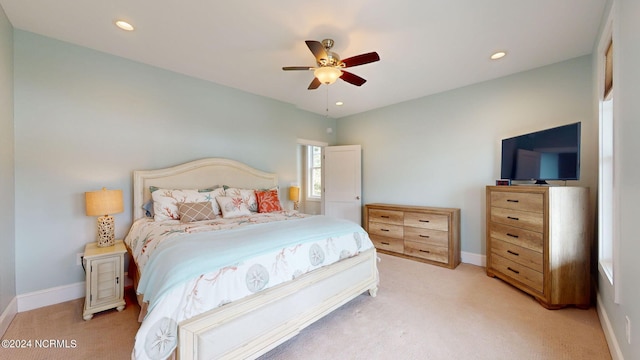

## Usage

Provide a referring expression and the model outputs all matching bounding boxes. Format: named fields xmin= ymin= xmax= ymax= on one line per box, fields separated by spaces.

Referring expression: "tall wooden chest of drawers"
xmin=486 ymin=186 xmax=590 ymax=309
xmin=365 ymin=204 xmax=460 ymax=269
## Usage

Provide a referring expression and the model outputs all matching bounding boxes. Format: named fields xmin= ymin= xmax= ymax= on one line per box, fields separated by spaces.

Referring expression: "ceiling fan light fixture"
xmin=314 ymin=67 xmax=343 ymax=85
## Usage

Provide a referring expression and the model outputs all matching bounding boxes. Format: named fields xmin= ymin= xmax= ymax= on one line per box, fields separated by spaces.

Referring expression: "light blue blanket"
xmin=137 ymin=215 xmax=366 ymax=311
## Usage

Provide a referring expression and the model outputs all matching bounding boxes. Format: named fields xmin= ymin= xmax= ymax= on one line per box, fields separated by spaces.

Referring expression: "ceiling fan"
xmin=282 ymin=39 xmax=380 ymax=90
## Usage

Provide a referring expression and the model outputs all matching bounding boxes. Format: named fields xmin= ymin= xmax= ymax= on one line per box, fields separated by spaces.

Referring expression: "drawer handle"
xmin=507 ymin=267 xmax=520 ymax=274
xmin=507 ymin=199 xmax=519 ymax=203
xmin=381 ymin=242 xmax=390 ymax=245
xmin=381 ymin=215 xmax=390 ymax=218
xmin=419 ymin=220 xmax=430 ymax=223
xmin=506 ymin=233 xmax=519 ymax=238
xmin=507 ymin=216 xmax=520 ymax=221
xmin=419 ymin=250 xmax=431 ymax=253
xmin=507 ymin=250 xmax=520 ymax=256
xmin=419 ymin=235 xmax=430 ymax=238
xmin=380 ymin=229 xmax=390 ymax=232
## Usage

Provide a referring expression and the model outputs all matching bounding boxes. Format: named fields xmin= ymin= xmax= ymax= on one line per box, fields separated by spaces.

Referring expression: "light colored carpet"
xmin=2 ymin=253 xmax=611 ymax=359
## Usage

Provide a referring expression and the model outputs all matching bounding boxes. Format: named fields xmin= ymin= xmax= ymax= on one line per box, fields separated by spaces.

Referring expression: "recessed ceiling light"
xmin=115 ymin=20 xmax=135 ymax=31
xmin=335 ymin=101 xmax=344 ymax=106
xmin=490 ymin=51 xmax=506 ymax=60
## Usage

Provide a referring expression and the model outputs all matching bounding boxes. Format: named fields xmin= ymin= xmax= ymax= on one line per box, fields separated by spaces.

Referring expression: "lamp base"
xmin=96 ymin=215 xmax=115 ymax=247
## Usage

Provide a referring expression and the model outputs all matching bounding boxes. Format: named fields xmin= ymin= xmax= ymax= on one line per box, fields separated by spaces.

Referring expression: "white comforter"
xmin=124 ymin=211 xmax=374 ymax=360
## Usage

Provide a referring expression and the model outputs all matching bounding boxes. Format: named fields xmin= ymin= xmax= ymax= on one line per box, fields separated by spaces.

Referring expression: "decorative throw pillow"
xmin=255 ymin=189 xmax=283 ymax=213
xmin=178 ymin=201 xmax=216 ymax=223
xmin=224 ymin=188 xmax=258 ymax=212
xmin=152 ymin=188 xmax=225 ymax=221
xmin=142 ymin=200 xmax=155 ymax=218
xmin=216 ymin=196 xmax=252 ymax=218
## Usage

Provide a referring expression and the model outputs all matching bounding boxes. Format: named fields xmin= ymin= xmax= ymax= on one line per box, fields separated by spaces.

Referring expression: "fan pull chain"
xmin=325 ymin=86 xmax=329 ymax=118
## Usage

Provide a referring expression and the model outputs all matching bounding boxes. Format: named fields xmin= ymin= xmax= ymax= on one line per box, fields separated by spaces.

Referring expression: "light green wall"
xmin=337 ymin=56 xmax=596 ymax=256
xmin=0 ymin=4 xmax=15 ymax=315
xmin=597 ymin=0 xmax=640 ymax=358
xmin=13 ymin=30 xmax=336 ymax=294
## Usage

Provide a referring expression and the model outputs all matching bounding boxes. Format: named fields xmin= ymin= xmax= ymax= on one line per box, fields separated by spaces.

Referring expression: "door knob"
xmin=356 ymin=196 xmax=361 ymax=200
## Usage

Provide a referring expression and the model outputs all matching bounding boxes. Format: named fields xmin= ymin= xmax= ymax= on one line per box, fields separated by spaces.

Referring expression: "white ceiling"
xmin=1 ymin=0 xmax=607 ymax=118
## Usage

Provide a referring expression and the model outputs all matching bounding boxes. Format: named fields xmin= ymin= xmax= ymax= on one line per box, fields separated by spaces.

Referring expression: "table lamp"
xmin=85 ymin=188 xmax=124 ymax=247
xmin=289 ymin=186 xmax=300 ymax=210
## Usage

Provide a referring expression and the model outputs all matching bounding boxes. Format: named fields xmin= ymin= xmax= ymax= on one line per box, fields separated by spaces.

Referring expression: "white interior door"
xmin=322 ymin=145 xmax=362 ymax=224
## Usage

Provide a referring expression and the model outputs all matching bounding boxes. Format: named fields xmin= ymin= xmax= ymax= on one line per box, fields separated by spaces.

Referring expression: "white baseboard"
xmin=16 ymin=272 xmax=133 ymax=313
xmin=597 ymin=292 xmax=624 ymax=360
xmin=461 ymin=251 xmax=486 ymax=267
xmin=0 ymin=296 xmax=18 ymax=338
xmin=17 ymin=282 xmax=85 ymax=312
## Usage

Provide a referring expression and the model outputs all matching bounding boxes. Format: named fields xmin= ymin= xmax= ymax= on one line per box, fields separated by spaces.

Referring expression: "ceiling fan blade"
xmin=282 ymin=66 xmax=313 ymax=71
xmin=308 ymin=77 xmax=321 ymax=90
xmin=340 ymin=71 xmax=367 ymax=86
xmin=340 ymin=52 xmax=380 ymax=68
xmin=305 ymin=40 xmax=328 ymax=64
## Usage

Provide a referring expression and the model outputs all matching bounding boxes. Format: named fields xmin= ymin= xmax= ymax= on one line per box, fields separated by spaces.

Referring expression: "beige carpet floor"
xmin=2 ymin=253 xmax=611 ymax=359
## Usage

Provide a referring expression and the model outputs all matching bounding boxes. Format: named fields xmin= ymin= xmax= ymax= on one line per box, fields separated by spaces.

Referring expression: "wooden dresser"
xmin=365 ymin=203 xmax=460 ymax=269
xmin=486 ymin=186 xmax=590 ymax=309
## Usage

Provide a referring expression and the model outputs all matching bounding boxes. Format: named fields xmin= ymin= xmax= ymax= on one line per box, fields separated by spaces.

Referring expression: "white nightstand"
xmin=82 ymin=240 xmax=126 ymax=320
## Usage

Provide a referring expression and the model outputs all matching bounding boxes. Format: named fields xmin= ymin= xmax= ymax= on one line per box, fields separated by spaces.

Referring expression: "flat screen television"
xmin=500 ymin=122 xmax=581 ymax=184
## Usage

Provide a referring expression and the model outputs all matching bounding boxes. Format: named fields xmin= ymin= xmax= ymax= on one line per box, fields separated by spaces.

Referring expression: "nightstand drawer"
xmin=368 ymin=209 xmax=403 ymax=225
xmin=368 ymin=222 xmax=403 ymax=239
xmin=404 ymin=212 xmax=448 ymax=231
xmin=404 ymin=227 xmax=448 ymax=247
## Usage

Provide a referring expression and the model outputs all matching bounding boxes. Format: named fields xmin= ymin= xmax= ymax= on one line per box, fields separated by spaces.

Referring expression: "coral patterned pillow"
xmin=255 ymin=189 xmax=283 ymax=213
xmin=224 ymin=187 xmax=258 ymax=212
xmin=151 ymin=188 xmax=224 ymax=221
xmin=215 ymin=196 xmax=252 ymax=218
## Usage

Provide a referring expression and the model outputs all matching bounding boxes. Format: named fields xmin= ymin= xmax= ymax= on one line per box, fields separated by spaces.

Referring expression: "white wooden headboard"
xmin=132 ymin=158 xmax=278 ymax=220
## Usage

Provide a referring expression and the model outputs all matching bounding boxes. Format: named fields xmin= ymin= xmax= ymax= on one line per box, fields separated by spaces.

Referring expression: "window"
xmin=599 ymin=88 xmax=614 ymax=283
xmin=307 ymin=146 xmax=322 ymax=199
xmin=598 ymin=30 xmax=618 ymax=298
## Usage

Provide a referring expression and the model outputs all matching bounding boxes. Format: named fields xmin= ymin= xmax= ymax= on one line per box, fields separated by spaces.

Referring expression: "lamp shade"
xmin=314 ymin=67 xmax=342 ymax=85
xmin=289 ymin=186 xmax=300 ymax=202
xmin=85 ymin=188 xmax=124 ymax=216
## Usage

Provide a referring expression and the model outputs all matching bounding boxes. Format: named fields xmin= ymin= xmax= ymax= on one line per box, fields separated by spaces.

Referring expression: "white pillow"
xmin=152 ymin=188 xmax=225 ymax=221
xmin=216 ymin=196 xmax=252 ymax=218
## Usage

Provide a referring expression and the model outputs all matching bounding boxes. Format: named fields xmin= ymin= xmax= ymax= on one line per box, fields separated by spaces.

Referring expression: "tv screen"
xmin=500 ymin=122 xmax=581 ymax=183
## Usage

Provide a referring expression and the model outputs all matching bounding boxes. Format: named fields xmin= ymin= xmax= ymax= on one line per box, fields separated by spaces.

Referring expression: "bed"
xmin=124 ymin=158 xmax=378 ymax=360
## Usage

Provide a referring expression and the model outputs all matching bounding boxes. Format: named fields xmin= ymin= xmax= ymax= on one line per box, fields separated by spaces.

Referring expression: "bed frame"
xmin=132 ymin=158 xmax=378 ymax=359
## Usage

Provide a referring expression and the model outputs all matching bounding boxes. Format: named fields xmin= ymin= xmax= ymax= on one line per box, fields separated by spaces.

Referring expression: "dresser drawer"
xmin=490 ymin=191 xmax=543 ymax=213
xmin=368 ymin=209 xmax=403 ymax=225
xmin=404 ymin=241 xmax=448 ymax=264
xmin=404 ymin=212 xmax=448 ymax=231
xmin=404 ymin=227 xmax=448 ymax=247
xmin=490 ymin=239 xmax=543 ymax=272
xmin=368 ymin=222 xmax=403 ymax=239
xmin=370 ymin=235 xmax=404 ymax=253
xmin=491 ymin=254 xmax=543 ymax=293
xmin=489 ymin=222 xmax=543 ymax=253
xmin=490 ymin=207 xmax=544 ymax=233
